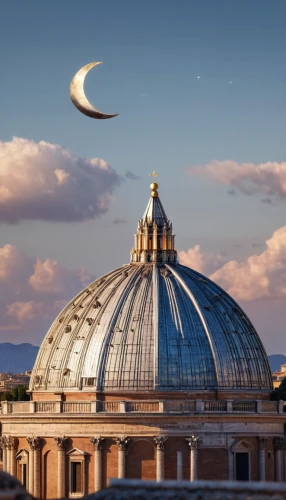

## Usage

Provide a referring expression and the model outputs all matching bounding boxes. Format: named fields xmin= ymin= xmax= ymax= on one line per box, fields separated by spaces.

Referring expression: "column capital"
xmin=90 ymin=436 xmax=105 ymax=451
xmin=154 ymin=436 xmax=167 ymax=451
xmin=54 ymin=436 xmax=68 ymax=450
xmin=6 ymin=436 xmax=18 ymax=450
xmin=258 ymin=436 xmax=267 ymax=449
xmin=0 ymin=436 xmax=8 ymax=449
xmin=26 ymin=436 xmax=41 ymax=451
xmin=116 ymin=436 xmax=130 ymax=451
xmin=186 ymin=435 xmax=203 ymax=450
xmin=274 ymin=437 xmax=286 ymax=450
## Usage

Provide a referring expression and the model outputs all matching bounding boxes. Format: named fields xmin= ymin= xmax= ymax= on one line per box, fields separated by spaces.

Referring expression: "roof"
xmin=142 ymin=196 xmax=169 ymax=227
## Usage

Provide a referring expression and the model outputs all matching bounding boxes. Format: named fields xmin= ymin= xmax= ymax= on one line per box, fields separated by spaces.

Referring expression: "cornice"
xmin=1 ymin=414 xmax=285 ymax=424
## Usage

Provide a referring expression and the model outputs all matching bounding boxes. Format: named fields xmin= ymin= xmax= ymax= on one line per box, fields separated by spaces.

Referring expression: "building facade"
xmin=273 ymin=364 xmax=286 ymax=389
xmin=0 ymin=372 xmax=31 ymax=392
xmin=0 ymin=178 xmax=285 ymax=498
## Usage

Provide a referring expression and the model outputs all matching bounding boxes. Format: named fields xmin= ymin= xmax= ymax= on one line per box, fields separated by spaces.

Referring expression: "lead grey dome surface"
xmin=30 ymin=262 xmax=272 ymax=392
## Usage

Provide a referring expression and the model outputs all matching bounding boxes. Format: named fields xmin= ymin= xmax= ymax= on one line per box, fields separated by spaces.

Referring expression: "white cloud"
xmin=7 ymin=302 xmax=49 ymax=323
xmin=6 ymin=300 xmax=67 ymax=324
xmin=0 ymin=244 xmax=94 ymax=342
xmin=0 ymin=137 xmax=122 ymax=223
xmin=29 ymin=259 xmax=89 ymax=294
xmin=179 ymin=245 xmax=227 ymax=276
xmin=188 ymin=160 xmax=286 ymax=202
xmin=179 ymin=226 xmax=286 ymax=301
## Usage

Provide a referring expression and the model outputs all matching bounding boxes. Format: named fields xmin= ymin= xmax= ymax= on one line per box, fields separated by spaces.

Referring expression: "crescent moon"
xmin=70 ymin=62 xmax=118 ymax=120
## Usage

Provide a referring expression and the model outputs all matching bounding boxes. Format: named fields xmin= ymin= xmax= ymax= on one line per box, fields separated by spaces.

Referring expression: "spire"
xmin=142 ymin=176 xmax=169 ymax=227
xmin=130 ymin=174 xmax=177 ymax=264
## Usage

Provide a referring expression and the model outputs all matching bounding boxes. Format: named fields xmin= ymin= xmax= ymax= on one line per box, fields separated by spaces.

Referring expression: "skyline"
xmin=0 ymin=1 xmax=286 ymax=353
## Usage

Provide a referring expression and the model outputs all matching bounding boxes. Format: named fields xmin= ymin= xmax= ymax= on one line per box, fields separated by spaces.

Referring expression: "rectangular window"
xmin=82 ymin=377 xmax=96 ymax=386
xmin=21 ymin=464 xmax=27 ymax=488
xmin=235 ymin=452 xmax=249 ymax=481
xmin=71 ymin=462 xmax=82 ymax=493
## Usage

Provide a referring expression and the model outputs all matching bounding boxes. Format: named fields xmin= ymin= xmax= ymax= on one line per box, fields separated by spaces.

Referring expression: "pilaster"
xmin=186 ymin=435 xmax=203 ymax=481
xmin=27 ymin=436 xmax=41 ymax=498
xmin=115 ymin=436 xmax=130 ymax=479
xmin=154 ymin=436 xmax=167 ymax=481
xmin=90 ymin=436 xmax=105 ymax=492
xmin=54 ymin=436 xmax=68 ymax=498
xmin=258 ymin=436 xmax=266 ymax=481
xmin=274 ymin=437 xmax=286 ymax=482
xmin=0 ymin=437 xmax=8 ymax=473
xmin=6 ymin=437 xmax=12 ymax=475
xmin=7 ymin=436 xmax=18 ymax=478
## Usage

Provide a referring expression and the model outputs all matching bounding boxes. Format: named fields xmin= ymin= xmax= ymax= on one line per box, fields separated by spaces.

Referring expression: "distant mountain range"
xmin=0 ymin=343 xmax=285 ymax=375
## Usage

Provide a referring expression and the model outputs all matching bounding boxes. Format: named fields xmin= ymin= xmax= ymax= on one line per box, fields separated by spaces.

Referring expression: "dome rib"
xmin=153 ymin=265 xmax=159 ymax=390
xmin=177 ymin=264 xmax=272 ymax=389
xmin=96 ymin=265 xmax=144 ymax=390
xmin=79 ymin=267 xmax=128 ymax=390
xmin=166 ymin=264 xmax=219 ymax=387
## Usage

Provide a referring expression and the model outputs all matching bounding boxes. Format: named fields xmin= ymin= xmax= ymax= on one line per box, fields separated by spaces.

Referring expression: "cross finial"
xmin=150 ymin=170 xmax=159 ymax=182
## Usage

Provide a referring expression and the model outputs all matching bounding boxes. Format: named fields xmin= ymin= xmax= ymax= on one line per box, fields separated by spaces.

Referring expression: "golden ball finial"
xmin=149 ymin=171 xmax=159 ymax=197
xmin=150 ymin=182 xmax=158 ymax=191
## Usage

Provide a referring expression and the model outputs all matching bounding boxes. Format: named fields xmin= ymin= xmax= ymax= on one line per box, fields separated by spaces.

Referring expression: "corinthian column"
xmin=274 ymin=437 xmax=286 ymax=482
xmin=6 ymin=437 xmax=12 ymax=475
xmin=7 ymin=436 xmax=18 ymax=478
xmin=54 ymin=436 xmax=68 ymax=498
xmin=154 ymin=436 xmax=167 ymax=482
xmin=115 ymin=436 xmax=130 ymax=479
xmin=91 ymin=436 xmax=105 ymax=492
xmin=0 ymin=437 xmax=8 ymax=473
xmin=27 ymin=436 xmax=41 ymax=498
xmin=258 ymin=436 xmax=266 ymax=481
xmin=186 ymin=436 xmax=203 ymax=481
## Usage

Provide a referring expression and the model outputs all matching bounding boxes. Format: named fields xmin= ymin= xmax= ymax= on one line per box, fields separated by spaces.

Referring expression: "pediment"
xmin=66 ymin=447 xmax=87 ymax=456
xmin=231 ymin=440 xmax=252 ymax=452
xmin=16 ymin=448 xmax=29 ymax=459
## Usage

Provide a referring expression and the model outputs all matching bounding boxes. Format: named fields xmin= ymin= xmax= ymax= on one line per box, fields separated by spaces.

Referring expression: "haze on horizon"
xmin=0 ymin=0 xmax=285 ymax=355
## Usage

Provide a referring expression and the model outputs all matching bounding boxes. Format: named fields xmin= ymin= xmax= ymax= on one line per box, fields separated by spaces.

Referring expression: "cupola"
xmin=130 ymin=172 xmax=177 ymax=264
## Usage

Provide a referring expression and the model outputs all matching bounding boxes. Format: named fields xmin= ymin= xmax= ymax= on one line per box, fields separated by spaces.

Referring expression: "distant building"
xmin=272 ymin=364 xmax=286 ymax=388
xmin=0 ymin=372 xmax=31 ymax=391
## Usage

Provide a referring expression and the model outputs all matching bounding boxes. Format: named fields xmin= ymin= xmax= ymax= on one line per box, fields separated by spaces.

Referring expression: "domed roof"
xmin=30 ymin=180 xmax=272 ymax=393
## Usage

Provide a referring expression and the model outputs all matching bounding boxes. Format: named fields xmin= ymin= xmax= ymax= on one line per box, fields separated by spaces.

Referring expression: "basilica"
xmin=0 ymin=178 xmax=285 ymax=499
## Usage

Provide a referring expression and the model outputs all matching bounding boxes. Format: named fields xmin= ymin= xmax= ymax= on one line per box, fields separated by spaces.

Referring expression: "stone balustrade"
xmin=94 ymin=478 xmax=286 ymax=499
xmin=0 ymin=399 xmax=284 ymax=415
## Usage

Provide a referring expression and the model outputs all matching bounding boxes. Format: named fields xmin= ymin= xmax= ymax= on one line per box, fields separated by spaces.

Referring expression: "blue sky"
xmin=0 ymin=1 xmax=286 ymax=352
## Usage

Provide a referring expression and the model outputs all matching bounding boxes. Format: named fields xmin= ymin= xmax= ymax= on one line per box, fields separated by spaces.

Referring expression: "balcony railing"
xmin=96 ymin=401 xmax=120 ymax=413
xmin=204 ymin=401 xmax=227 ymax=412
xmin=63 ymin=402 xmax=91 ymax=413
xmin=232 ymin=401 xmax=257 ymax=412
xmin=0 ymin=399 xmax=283 ymax=415
xmin=125 ymin=401 xmax=160 ymax=412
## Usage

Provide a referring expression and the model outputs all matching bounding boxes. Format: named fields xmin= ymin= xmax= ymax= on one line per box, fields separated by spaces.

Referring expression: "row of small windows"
xmin=15 ymin=449 xmax=251 ymax=491
xmin=16 ymin=451 xmax=85 ymax=496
